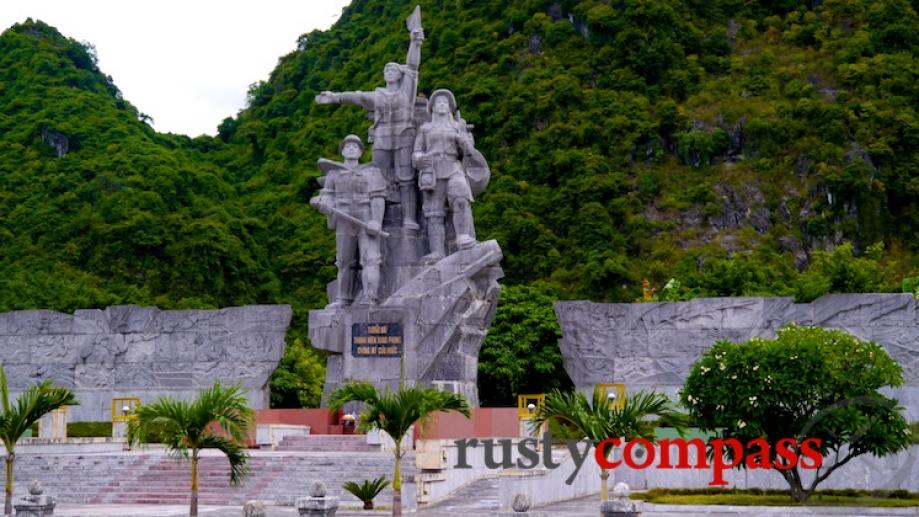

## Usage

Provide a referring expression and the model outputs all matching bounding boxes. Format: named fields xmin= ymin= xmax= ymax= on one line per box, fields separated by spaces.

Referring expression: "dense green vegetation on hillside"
xmin=1 ymin=0 xmax=917 ymax=406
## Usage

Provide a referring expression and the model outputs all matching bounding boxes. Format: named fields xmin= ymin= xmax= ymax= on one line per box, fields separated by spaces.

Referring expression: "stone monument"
xmin=599 ymin=482 xmax=642 ymax=517
xmin=13 ymin=480 xmax=55 ymax=517
xmin=310 ymin=6 xmax=502 ymax=404
xmin=296 ymin=480 xmax=339 ymax=517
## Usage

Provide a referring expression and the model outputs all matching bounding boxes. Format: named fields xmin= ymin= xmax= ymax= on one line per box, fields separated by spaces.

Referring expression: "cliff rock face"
xmin=556 ymin=294 xmax=919 ymax=420
xmin=0 ymin=305 xmax=291 ymax=420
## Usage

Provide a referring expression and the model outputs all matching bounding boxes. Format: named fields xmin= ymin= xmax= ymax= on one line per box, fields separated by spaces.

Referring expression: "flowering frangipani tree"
xmin=681 ymin=324 xmax=912 ymax=502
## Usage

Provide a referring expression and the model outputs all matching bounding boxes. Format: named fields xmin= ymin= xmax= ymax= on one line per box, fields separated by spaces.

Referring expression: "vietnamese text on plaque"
xmin=352 ymin=323 xmax=403 ymax=357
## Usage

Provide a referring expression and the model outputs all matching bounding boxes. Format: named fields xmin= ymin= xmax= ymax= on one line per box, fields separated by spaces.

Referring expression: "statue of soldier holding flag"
xmin=316 ymin=7 xmax=425 ymax=232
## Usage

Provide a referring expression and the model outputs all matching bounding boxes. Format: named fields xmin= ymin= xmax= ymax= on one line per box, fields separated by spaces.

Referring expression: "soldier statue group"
xmin=311 ymin=6 xmax=490 ymax=309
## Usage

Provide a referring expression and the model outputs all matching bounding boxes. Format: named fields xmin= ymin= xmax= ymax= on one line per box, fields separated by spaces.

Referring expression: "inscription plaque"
xmin=352 ymin=323 xmax=403 ymax=357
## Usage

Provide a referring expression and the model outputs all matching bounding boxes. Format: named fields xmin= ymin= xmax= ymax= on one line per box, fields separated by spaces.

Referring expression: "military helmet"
xmin=428 ymin=89 xmax=456 ymax=113
xmin=338 ymin=134 xmax=364 ymax=154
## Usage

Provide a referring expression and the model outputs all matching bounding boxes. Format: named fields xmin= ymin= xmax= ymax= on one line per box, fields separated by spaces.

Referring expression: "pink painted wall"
xmin=256 ymin=408 xmax=342 ymax=434
xmin=415 ymin=408 xmax=520 ymax=440
xmin=256 ymin=407 xmax=520 ymax=438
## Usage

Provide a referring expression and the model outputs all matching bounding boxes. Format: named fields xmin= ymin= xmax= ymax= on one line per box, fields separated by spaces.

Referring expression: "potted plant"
xmin=343 ymin=476 xmax=389 ymax=510
xmin=341 ymin=413 xmax=356 ymax=435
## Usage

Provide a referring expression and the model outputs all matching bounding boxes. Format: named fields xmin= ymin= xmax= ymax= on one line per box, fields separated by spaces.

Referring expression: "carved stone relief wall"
xmin=556 ymin=294 xmax=919 ymax=420
xmin=0 ymin=305 xmax=291 ymax=421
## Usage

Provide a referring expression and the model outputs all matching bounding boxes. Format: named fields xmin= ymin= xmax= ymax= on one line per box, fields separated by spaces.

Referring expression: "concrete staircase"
xmin=2 ymin=449 xmax=413 ymax=506
xmin=276 ymin=434 xmax=383 ymax=452
xmin=418 ymin=476 xmax=501 ymax=515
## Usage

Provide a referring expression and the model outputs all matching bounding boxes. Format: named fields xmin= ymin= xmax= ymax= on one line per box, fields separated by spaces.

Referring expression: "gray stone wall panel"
xmin=1 ymin=305 xmax=291 ymax=421
xmin=557 ymin=294 xmax=919 ymax=420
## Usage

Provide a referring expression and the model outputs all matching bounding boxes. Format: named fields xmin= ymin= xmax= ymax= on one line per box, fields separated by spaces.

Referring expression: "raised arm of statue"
xmin=315 ymin=90 xmax=376 ymax=111
xmin=407 ymin=29 xmax=423 ymax=71
xmin=406 ymin=6 xmax=423 ymax=71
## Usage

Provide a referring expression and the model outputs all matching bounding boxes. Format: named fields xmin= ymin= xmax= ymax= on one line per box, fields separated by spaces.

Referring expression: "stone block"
xmin=787 ymin=303 xmax=814 ymax=325
xmin=28 ymin=335 xmax=79 ymax=364
xmin=196 ymin=335 xmax=227 ymax=362
xmin=4 ymin=364 xmax=38 ymax=389
xmin=155 ymin=332 xmax=197 ymax=362
xmin=75 ymin=334 xmax=124 ymax=365
xmin=72 ymin=309 xmax=108 ymax=334
xmin=860 ymin=294 xmax=917 ymax=325
xmin=114 ymin=363 xmax=159 ymax=388
xmin=0 ymin=335 xmax=31 ymax=363
xmin=760 ymin=297 xmax=795 ymax=327
xmin=630 ymin=302 xmax=678 ymax=330
xmin=74 ymin=363 xmax=114 ymax=388
xmin=105 ymin=305 xmax=158 ymax=333
xmin=812 ymin=294 xmax=871 ymax=326
xmin=150 ymin=309 xmax=213 ymax=334
xmin=122 ymin=333 xmax=158 ymax=363
xmin=719 ymin=297 xmax=766 ymax=329
xmin=225 ymin=332 xmax=285 ymax=363
xmin=296 ymin=495 xmax=339 ymax=517
xmin=33 ymin=364 xmax=76 ymax=388
xmin=0 ymin=310 xmax=74 ymax=336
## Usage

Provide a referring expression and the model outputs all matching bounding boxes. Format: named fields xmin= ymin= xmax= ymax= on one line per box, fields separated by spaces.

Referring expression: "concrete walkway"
xmin=53 ymin=500 xmax=919 ymax=517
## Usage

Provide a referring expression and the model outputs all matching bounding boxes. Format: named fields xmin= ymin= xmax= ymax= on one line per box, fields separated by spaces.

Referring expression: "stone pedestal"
xmin=296 ymin=496 xmax=339 ymax=517
xmin=311 ymin=240 xmax=503 ymax=406
xmin=600 ymin=483 xmax=642 ymax=517
xmin=244 ymin=500 xmax=266 ymax=517
xmin=297 ymin=481 xmax=339 ymax=517
xmin=15 ymin=481 xmax=55 ymax=517
xmin=495 ymin=494 xmax=547 ymax=516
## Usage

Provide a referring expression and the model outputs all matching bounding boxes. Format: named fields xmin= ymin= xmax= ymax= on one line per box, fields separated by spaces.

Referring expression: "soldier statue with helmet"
xmin=310 ymin=134 xmax=387 ymax=307
xmin=412 ymin=88 xmax=488 ymax=261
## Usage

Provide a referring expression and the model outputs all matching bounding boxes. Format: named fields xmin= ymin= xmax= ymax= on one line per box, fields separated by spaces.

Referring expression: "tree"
xmin=329 ymin=382 xmax=470 ymax=517
xmin=795 ymin=242 xmax=891 ymax=302
xmin=269 ymin=338 xmax=326 ymax=408
xmin=126 ymin=382 xmax=254 ymax=517
xmin=477 ymin=285 xmax=573 ymax=406
xmin=530 ymin=387 xmax=687 ymax=501
xmin=0 ymin=365 xmax=77 ymax=515
xmin=681 ymin=324 xmax=912 ymax=502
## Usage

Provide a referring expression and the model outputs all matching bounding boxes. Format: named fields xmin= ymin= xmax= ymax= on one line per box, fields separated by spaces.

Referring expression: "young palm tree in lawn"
xmin=0 ymin=365 xmax=77 ymax=516
xmin=530 ymin=387 xmax=687 ymax=501
xmin=126 ymin=382 xmax=253 ymax=517
xmin=329 ymin=381 xmax=470 ymax=517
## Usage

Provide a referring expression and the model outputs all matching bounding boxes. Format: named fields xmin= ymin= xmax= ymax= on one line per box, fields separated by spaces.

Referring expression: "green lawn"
xmin=633 ymin=489 xmax=919 ymax=507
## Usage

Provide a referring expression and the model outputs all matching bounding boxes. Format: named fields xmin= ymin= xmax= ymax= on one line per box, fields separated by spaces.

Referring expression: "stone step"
xmin=2 ymin=451 xmax=415 ymax=505
xmin=276 ymin=434 xmax=383 ymax=452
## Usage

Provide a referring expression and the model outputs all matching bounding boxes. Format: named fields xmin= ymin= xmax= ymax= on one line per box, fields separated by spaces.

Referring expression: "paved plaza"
xmin=52 ymin=499 xmax=919 ymax=517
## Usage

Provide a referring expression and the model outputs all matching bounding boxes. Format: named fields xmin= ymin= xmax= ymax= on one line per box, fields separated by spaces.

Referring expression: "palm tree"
xmin=329 ymin=381 xmax=470 ymax=517
xmin=0 ymin=365 xmax=77 ymax=516
xmin=126 ymin=382 xmax=254 ymax=517
xmin=530 ymin=387 xmax=687 ymax=501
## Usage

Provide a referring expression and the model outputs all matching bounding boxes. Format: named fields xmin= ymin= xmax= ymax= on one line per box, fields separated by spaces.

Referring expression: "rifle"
xmin=322 ymin=205 xmax=391 ymax=238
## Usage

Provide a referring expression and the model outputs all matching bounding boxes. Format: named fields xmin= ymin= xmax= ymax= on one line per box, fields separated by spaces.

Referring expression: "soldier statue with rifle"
xmin=310 ymin=135 xmax=387 ymax=307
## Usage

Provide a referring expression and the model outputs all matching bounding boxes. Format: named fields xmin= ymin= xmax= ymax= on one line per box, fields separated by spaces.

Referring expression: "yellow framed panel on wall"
xmin=517 ymin=393 xmax=545 ymax=418
xmin=112 ymin=397 xmax=141 ymax=422
xmin=596 ymin=383 xmax=626 ymax=409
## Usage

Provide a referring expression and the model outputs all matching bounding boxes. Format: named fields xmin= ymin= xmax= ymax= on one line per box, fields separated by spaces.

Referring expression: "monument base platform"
xmin=309 ymin=240 xmax=503 ymax=406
